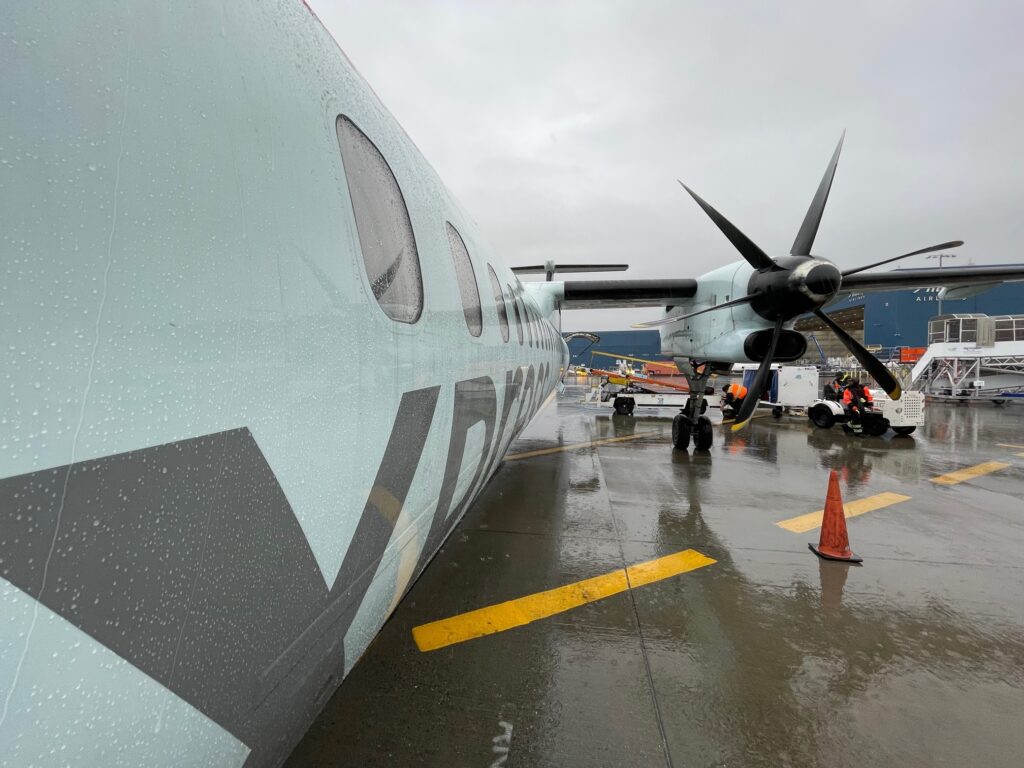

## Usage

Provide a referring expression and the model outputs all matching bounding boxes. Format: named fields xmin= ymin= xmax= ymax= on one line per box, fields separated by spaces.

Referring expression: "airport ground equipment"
xmin=909 ymin=315 xmax=1024 ymax=403
xmin=586 ymin=367 xmax=695 ymax=414
xmin=738 ymin=364 xmax=819 ymax=418
xmin=590 ymin=350 xmax=681 ymax=376
xmin=808 ymin=390 xmax=925 ymax=436
xmin=583 ymin=366 xmax=723 ymax=450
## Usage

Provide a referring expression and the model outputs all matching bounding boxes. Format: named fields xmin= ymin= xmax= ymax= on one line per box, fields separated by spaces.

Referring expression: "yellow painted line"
xmin=1017 ymin=453 xmax=1024 ymax=459
xmin=997 ymin=443 xmax=1024 ymax=450
xmin=412 ymin=549 xmax=716 ymax=652
xmin=930 ymin=461 xmax=1010 ymax=486
xmin=721 ymin=414 xmax=770 ymax=425
xmin=776 ymin=492 xmax=912 ymax=533
xmin=504 ymin=431 xmax=656 ymax=461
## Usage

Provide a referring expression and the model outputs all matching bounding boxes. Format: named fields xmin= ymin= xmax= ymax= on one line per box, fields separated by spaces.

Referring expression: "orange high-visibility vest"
xmin=842 ymin=386 xmax=873 ymax=406
xmin=729 ymin=383 xmax=748 ymax=399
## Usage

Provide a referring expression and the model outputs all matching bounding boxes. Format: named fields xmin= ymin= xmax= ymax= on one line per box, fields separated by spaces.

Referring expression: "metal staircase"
xmin=910 ymin=315 xmax=1024 ymax=402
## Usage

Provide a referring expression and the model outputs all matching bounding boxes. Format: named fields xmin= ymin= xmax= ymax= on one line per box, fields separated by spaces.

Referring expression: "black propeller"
xmin=678 ymin=182 xmax=776 ymax=271
xmin=653 ymin=134 xmax=963 ymax=428
xmin=841 ymin=240 xmax=964 ymax=277
xmin=791 ymin=132 xmax=844 ymax=256
xmin=812 ymin=309 xmax=901 ymax=398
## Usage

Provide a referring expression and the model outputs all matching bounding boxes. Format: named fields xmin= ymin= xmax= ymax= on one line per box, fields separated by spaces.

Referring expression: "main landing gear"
xmin=672 ymin=360 xmax=716 ymax=452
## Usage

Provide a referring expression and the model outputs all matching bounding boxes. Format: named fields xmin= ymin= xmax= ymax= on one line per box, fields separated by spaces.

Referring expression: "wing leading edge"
xmin=839 ymin=264 xmax=1024 ymax=293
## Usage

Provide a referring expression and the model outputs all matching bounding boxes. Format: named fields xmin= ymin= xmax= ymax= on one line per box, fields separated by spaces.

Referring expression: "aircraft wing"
xmin=839 ymin=265 xmax=1024 ymax=293
xmin=558 ymin=279 xmax=698 ymax=309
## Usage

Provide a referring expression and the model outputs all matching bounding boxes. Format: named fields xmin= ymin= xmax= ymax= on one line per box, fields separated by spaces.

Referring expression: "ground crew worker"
xmin=721 ymin=382 xmax=748 ymax=416
xmin=842 ymin=379 xmax=874 ymax=434
xmin=824 ymin=373 xmax=848 ymax=401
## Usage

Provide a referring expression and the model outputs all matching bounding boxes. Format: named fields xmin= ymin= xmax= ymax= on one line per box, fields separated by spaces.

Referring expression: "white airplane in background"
xmin=3 ymin=3 xmax=1023 ymax=767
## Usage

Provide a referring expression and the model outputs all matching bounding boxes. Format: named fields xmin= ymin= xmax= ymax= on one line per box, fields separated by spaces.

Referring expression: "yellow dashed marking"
xmin=929 ymin=461 xmax=1010 ymax=486
xmin=721 ymin=414 xmax=770 ymax=425
xmin=412 ymin=549 xmax=716 ymax=652
xmin=505 ymin=432 xmax=657 ymax=461
xmin=776 ymin=492 xmax=912 ymax=533
xmin=997 ymin=443 xmax=1024 ymax=450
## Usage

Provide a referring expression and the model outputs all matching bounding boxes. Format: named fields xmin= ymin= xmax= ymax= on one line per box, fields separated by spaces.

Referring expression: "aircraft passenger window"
xmin=487 ymin=265 xmax=509 ymax=342
xmin=336 ymin=115 xmax=423 ymax=323
xmin=508 ymin=284 xmax=524 ymax=344
xmin=445 ymin=223 xmax=483 ymax=337
xmin=523 ymin=300 xmax=535 ymax=346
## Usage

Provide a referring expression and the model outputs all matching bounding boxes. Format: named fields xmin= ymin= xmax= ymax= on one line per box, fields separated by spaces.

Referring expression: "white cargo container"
xmin=737 ymin=364 xmax=819 ymax=415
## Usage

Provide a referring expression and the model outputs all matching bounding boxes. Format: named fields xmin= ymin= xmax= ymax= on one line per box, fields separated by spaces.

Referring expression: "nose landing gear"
xmin=672 ymin=360 xmax=716 ymax=452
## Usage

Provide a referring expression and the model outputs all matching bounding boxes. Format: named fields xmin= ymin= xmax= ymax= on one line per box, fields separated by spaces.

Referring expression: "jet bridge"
xmin=910 ymin=314 xmax=1024 ymax=402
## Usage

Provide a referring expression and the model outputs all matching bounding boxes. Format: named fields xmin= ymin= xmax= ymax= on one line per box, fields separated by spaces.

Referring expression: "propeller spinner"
xmin=645 ymin=134 xmax=963 ymax=430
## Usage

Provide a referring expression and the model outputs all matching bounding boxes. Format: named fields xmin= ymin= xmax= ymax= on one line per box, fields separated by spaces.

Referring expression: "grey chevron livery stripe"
xmin=0 ymin=385 xmax=440 ymax=767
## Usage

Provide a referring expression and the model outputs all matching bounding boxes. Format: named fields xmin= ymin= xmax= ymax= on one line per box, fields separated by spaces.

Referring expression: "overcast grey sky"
xmin=309 ymin=0 xmax=1024 ymax=330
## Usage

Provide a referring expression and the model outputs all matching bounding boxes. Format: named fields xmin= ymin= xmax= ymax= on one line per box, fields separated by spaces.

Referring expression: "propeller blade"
xmin=731 ymin=318 xmax=784 ymax=431
xmin=631 ymin=295 xmax=754 ymax=329
xmin=678 ymin=181 xmax=776 ymax=271
xmin=812 ymin=308 xmax=902 ymax=398
xmin=841 ymin=240 xmax=964 ymax=277
xmin=791 ymin=131 xmax=845 ymax=256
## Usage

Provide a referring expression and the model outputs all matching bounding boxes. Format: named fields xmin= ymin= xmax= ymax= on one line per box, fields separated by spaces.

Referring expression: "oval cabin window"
xmin=508 ymin=284 xmax=524 ymax=344
xmin=445 ymin=223 xmax=482 ymax=337
xmin=336 ymin=115 xmax=423 ymax=324
xmin=488 ymin=265 xmax=509 ymax=342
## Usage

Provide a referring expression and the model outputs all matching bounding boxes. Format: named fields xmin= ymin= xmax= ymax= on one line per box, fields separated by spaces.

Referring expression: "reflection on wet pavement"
xmin=288 ymin=385 xmax=1024 ymax=768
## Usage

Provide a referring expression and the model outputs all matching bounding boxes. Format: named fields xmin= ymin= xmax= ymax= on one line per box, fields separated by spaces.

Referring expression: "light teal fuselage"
xmin=0 ymin=2 xmax=565 ymax=766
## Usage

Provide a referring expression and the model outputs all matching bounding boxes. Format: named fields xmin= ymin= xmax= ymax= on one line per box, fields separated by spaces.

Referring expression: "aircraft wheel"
xmin=700 ymin=400 xmax=708 ymax=415
xmin=614 ymin=397 xmax=635 ymax=416
xmin=809 ymin=404 xmax=835 ymax=429
xmin=892 ymin=426 xmax=916 ymax=436
xmin=694 ymin=416 xmax=713 ymax=451
xmin=672 ymin=414 xmax=692 ymax=450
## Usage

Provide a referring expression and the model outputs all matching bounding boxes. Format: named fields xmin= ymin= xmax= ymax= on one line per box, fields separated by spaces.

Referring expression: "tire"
xmin=892 ymin=426 xmax=916 ymax=436
xmin=694 ymin=416 xmax=713 ymax=451
xmin=772 ymin=406 xmax=783 ymax=419
xmin=672 ymin=413 xmax=692 ymax=450
xmin=614 ymin=397 xmax=634 ymax=416
xmin=863 ymin=415 xmax=888 ymax=437
xmin=809 ymin=404 xmax=835 ymax=429
xmin=700 ymin=400 xmax=708 ymax=415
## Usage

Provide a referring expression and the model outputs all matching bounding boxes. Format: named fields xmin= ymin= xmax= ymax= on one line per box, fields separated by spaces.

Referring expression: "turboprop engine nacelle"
xmin=676 ymin=327 xmax=807 ymax=364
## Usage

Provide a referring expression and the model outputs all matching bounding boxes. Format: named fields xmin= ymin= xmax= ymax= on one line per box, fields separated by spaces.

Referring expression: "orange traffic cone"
xmin=809 ymin=470 xmax=863 ymax=563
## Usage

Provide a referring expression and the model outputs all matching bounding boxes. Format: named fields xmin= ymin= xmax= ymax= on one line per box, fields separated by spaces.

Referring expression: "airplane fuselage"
xmin=1 ymin=2 xmax=565 ymax=766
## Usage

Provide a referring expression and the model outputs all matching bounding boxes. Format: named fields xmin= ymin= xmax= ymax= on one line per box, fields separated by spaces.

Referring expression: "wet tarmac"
xmin=287 ymin=383 xmax=1024 ymax=768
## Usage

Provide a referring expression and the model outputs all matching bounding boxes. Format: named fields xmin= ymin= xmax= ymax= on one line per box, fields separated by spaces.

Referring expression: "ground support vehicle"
xmin=807 ymin=390 xmax=925 ymax=436
xmin=582 ymin=368 xmax=723 ymax=450
xmin=737 ymin=365 xmax=820 ymax=418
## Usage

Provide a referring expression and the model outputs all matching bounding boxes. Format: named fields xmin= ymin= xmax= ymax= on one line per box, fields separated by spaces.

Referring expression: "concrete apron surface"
xmin=287 ymin=384 xmax=1024 ymax=768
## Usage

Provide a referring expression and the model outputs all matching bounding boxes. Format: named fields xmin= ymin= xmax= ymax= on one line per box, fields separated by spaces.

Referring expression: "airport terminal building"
xmin=566 ymin=279 xmax=1024 ymax=365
